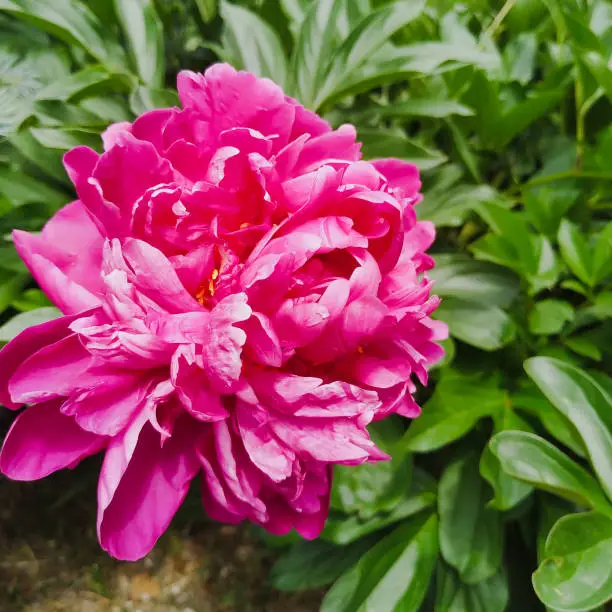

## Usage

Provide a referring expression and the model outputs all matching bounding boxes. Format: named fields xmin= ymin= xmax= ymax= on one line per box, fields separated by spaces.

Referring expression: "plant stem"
xmin=525 ymin=170 xmax=612 ymax=188
xmin=575 ymin=72 xmax=585 ymax=169
xmin=485 ymin=0 xmax=518 ymax=39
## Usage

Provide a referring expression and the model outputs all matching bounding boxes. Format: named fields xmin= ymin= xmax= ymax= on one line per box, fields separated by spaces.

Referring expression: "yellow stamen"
xmin=197 ymin=268 xmax=220 ymax=305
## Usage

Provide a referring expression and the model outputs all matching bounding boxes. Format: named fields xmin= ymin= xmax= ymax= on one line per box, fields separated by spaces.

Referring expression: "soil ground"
xmin=0 ymin=457 xmax=322 ymax=612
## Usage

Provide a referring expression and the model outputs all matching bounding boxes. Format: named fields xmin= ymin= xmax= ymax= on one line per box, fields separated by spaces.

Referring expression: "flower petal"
xmin=0 ymin=399 xmax=105 ymax=480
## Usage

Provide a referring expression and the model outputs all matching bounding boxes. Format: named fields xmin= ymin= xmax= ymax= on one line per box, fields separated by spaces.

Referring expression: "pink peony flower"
xmin=0 ymin=64 xmax=446 ymax=560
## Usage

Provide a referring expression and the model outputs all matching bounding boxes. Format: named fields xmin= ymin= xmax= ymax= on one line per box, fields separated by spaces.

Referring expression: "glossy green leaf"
xmin=129 ymin=85 xmax=179 ymax=115
xmin=30 ymin=127 xmax=101 ymax=151
xmin=523 ymin=183 xmax=580 ymax=236
xmin=194 ymin=0 xmax=217 ymax=23
xmin=11 ymin=288 xmax=53 ymax=311
xmin=321 ymin=513 xmax=438 ymax=612
xmin=490 ymin=431 xmax=611 ymax=513
xmin=435 ymin=565 xmax=509 ymax=612
xmin=314 ymin=0 xmax=426 ymax=109
xmin=504 ymin=32 xmax=537 ymax=85
xmin=0 ymin=167 xmax=66 ymax=208
xmin=0 ymin=272 xmax=28 ymax=313
xmin=439 ymin=453 xmax=503 ymax=583
xmin=7 ymin=129 xmax=67 ymax=183
xmin=113 ymin=0 xmax=164 ymax=87
xmin=419 ymin=185 xmax=502 ymax=228
xmin=436 ymin=298 xmax=517 ymax=351
xmin=322 ymin=468 xmax=437 ymax=545
xmin=534 ymin=512 xmax=612 ymax=611
xmin=582 ymin=51 xmax=612 ymax=105
xmin=36 ymin=66 xmax=133 ymax=102
xmin=358 ymin=99 xmax=473 ymax=120
xmin=331 ymin=453 xmax=411 ymax=519
xmin=512 ymin=382 xmax=586 ymax=458
xmin=592 ymin=222 xmax=612 ymax=285
xmin=404 ymin=370 xmax=505 ymax=453
xmin=0 ymin=307 xmax=62 ymax=342
xmin=529 ymin=299 xmax=575 ymax=336
xmin=221 ymin=1 xmax=287 ymax=87
xmin=430 ymin=254 xmax=519 ymax=308
xmin=526 ymin=357 xmax=612 ymax=502
xmin=558 ymin=219 xmax=593 ymax=287
xmin=290 ymin=0 xmax=344 ymax=107
xmin=271 ymin=536 xmax=377 ymax=591
xmin=358 ymin=128 xmax=446 ymax=170
xmin=0 ymin=0 xmax=124 ymax=68
xmin=490 ymin=83 xmax=571 ymax=149
xmin=480 ymin=410 xmax=534 ymax=511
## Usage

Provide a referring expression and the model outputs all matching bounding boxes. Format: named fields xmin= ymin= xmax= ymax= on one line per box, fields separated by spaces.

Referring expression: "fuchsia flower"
xmin=0 ymin=64 xmax=446 ymax=560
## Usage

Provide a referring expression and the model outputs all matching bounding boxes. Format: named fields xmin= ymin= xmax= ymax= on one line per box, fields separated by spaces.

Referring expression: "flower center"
xmin=196 ymin=268 xmax=219 ymax=306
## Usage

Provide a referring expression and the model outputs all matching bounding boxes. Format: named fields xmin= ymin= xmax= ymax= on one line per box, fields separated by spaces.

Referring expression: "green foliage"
xmin=1 ymin=0 xmax=612 ymax=610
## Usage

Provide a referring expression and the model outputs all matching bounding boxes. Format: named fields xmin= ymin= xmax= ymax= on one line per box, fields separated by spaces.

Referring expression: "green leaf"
xmin=271 ymin=536 xmax=377 ymax=591
xmin=491 ymin=85 xmax=571 ymax=149
xmin=220 ymin=2 xmax=287 ymax=87
xmin=7 ymin=129 xmax=67 ymax=183
xmin=314 ymin=0 xmax=427 ymax=109
xmin=0 ymin=0 xmax=124 ymax=68
xmin=582 ymin=51 xmax=612 ymax=105
xmin=436 ymin=298 xmax=516 ymax=351
xmin=523 ymin=183 xmax=581 ymax=236
xmin=358 ymin=99 xmax=474 ymax=120
xmin=592 ymin=222 xmax=612 ymax=285
xmin=529 ymin=299 xmax=575 ymax=336
xmin=430 ymin=255 xmax=519 ymax=308
xmin=358 ymin=128 xmax=446 ymax=170
xmin=129 ymin=85 xmax=179 ymax=115
xmin=321 ymin=513 xmax=438 ymax=612
xmin=36 ymin=66 xmax=133 ymax=102
xmin=418 ymin=184 xmax=502 ymax=228
xmin=289 ymin=0 xmax=345 ymax=107
xmin=512 ymin=381 xmax=586 ymax=458
xmin=0 ymin=272 xmax=28 ymax=313
xmin=435 ymin=565 xmax=509 ymax=612
xmin=11 ymin=288 xmax=53 ymax=311
xmin=30 ymin=127 xmax=101 ymax=151
xmin=439 ymin=453 xmax=503 ymax=583
xmin=403 ymin=370 xmax=505 ymax=453
xmin=558 ymin=219 xmax=593 ymax=287
xmin=322 ymin=468 xmax=437 ymax=545
xmin=526 ymin=357 xmax=612 ymax=502
xmin=194 ymin=0 xmax=217 ymax=23
xmin=0 ymin=167 xmax=66 ymax=208
xmin=504 ymin=32 xmax=537 ymax=85
xmin=490 ymin=431 xmax=611 ymax=513
xmin=480 ymin=410 xmax=534 ymax=511
xmin=332 ymin=454 xmax=412 ymax=519
xmin=0 ymin=307 xmax=62 ymax=342
xmin=113 ymin=0 xmax=164 ymax=88
xmin=534 ymin=512 xmax=612 ymax=611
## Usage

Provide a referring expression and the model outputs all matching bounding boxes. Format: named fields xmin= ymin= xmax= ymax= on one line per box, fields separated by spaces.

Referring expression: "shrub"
xmin=0 ymin=0 xmax=611 ymax=609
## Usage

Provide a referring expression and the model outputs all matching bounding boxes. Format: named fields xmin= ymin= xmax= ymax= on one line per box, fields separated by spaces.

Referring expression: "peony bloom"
xmin=0 ymin=64 xmax=446 ymax=560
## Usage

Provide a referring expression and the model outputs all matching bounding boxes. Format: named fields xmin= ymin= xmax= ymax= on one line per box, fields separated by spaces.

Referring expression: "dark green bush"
xmin=1 ymin=0 xmax=611 ymax=609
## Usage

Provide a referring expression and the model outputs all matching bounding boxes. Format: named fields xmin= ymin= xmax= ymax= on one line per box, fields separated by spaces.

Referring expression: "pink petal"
xmin=202 ymin=294 xmax=251 ymax=393
xmin=241 ymin=312 xmax=283 ymax=367
xmin=0 ymin=311 xmax=83 ymax=408
xmin=121 ymin=238 xmax=203 ymax=313
xmin=9 ymin=334 xmax=94 ymax=404
xmin=0 ymin=399 xmax=105 ymax=480
xmin=236 ymin=401 xmax=295 ymax=482
xmin=171 ymin=347 xmax=229 ymax=422
xmin=13 ymin=234 xmax=102 ymax=314
xmin=98 ymin=417 xmax=200 ymax=560
xmin=61 ymin=374 xmax=151 ymax=436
